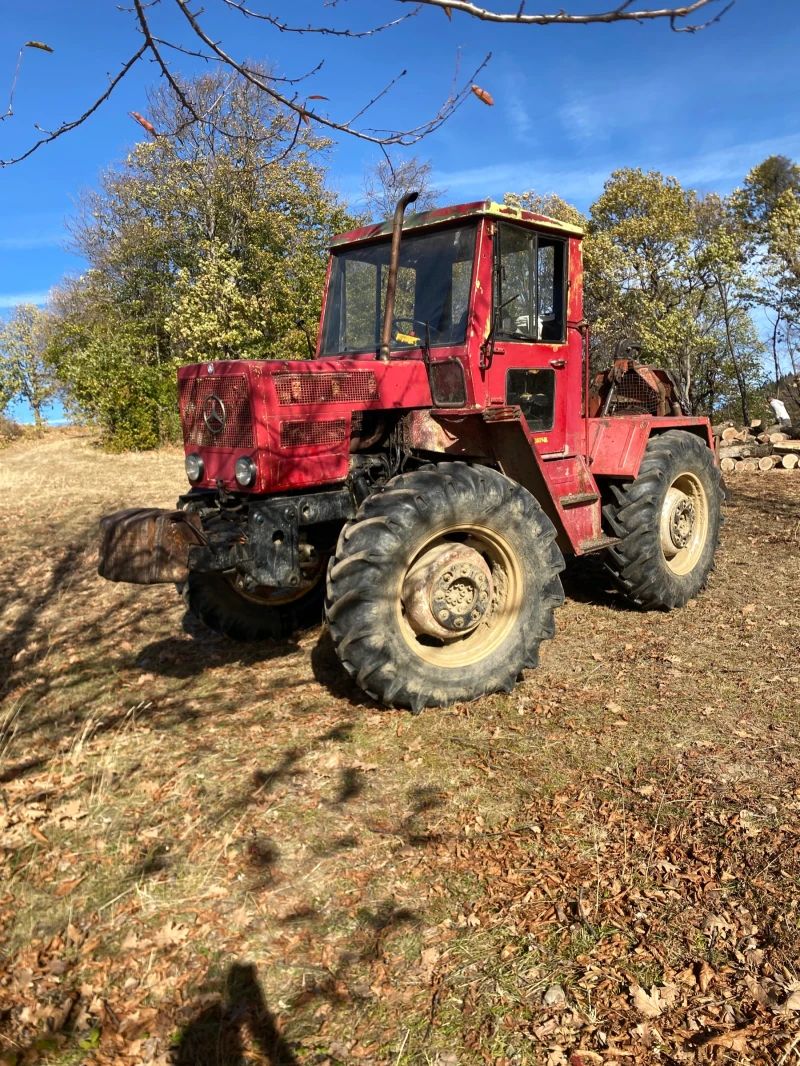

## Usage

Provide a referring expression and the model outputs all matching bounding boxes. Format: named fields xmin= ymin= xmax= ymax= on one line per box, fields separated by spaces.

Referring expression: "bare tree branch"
xmin=0 ymin=0 xmax=737 ymax=166
xmin=408 ymin=0 xmax=734 ymax=30
xmin=173 ymin=0 xmax=490 ymax=146
xmin=0 ymin=46 xmax=147 ymax=167
xmin=221 ymin=1 xmax=423 ymax=37
xmin=2 ymin=41 xmax=54 ymax=122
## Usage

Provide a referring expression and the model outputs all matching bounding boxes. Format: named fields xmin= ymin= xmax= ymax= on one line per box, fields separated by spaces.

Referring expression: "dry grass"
xmin=1 ymin=430 xmax=800 ymax=1066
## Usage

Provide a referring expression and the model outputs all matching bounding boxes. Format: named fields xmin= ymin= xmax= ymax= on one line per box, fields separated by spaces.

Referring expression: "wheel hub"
xmin=403 ymin=542 xmax=493 ymax=639
xmin=660 ymin=487 xmax=696 ymax=557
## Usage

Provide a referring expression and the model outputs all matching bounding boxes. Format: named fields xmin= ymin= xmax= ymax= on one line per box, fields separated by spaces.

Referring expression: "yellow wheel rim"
xmin=225 ymin=558 xmax=325 ymax=607
xmin=659 ymin=472 xmax=709 ymax=575
xmin=397 ymin=523 xmax=524 ymax=668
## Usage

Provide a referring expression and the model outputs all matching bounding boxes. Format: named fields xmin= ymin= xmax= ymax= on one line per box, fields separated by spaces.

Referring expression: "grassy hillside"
xmin=1 ymin=431 xmax=799 ymax=1065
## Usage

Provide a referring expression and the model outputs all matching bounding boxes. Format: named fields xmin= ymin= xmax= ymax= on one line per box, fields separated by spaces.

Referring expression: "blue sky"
xmin=1 ymin=0 xmax=799 ymax=420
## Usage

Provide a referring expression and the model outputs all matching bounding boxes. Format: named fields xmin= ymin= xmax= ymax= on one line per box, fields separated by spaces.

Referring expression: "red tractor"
xmin=99 ymin=193 xmax=723 ymax=712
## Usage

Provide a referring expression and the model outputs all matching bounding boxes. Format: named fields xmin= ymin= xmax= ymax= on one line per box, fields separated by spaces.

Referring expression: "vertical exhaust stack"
xmin=378 ymin=190 xmax=420 ymax=362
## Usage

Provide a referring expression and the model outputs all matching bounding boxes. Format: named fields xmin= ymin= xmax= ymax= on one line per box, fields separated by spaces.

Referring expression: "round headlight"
xmin=235 ymin=455 xmax=257 ymax=487
xmin=185 ymin=452 xmax=204 ymax=483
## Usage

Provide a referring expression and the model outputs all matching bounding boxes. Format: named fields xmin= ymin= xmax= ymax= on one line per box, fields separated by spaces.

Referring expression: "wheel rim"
xmin=659 ymin=472 xmax=709 ymax=575
xmin=396 ymin=524 xmax=524 ymax=668
xmin=225 ymin=559 xmax=325 ymax=607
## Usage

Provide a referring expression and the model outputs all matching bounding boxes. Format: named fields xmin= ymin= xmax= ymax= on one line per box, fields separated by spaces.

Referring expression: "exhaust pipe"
xmin=378 ymin=190 xmax=420 ymax=362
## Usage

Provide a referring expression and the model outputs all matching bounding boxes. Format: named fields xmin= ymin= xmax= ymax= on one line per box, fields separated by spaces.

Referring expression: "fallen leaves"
xmin=1 ymin=440 xmax=799 ymax=1065
xmin=54 ymin=875 xmax=85 ymax=898
xmin=629 ymin=981 xmax=678 ymax=1018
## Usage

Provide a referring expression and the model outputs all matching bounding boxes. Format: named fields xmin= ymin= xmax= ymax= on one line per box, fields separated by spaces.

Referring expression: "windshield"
xmin=321 ymin=223 xmax=477 ymax=356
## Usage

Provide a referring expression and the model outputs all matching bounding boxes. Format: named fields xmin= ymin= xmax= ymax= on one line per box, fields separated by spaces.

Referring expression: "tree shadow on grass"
xmin=174 ymin=961 xmax=298 ymax=1066
xmin=134 ymin=629 xmax=302 ymax=680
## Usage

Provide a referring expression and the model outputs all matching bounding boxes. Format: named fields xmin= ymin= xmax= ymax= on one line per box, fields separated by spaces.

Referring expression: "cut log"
xmin=781 ymin=453 xmax=799 ymax=469
xmin=721 ymin=427 xmax=741 ymax=442
xmin=720 ymin=456 xmax=736 ymax=473
xmin=717 ymin=442 xmax=773 ymax=460
xmin=758 ymin=456 xmax=775 ymax=471
xmin=734 ymin=460 xmax=746 ymax=473
xmin=743 ymin=460 xmax=758 ymax=472
xmin=769 ymin=432 xmax=789 ymax=443
xmin=774 ymin=440 xmax=800 ymax=453
xmin=757 ymin=433 xmax=771 ymax=443
xmin=750 ymin=419 xmax=764 ymax=432
xmin=735 ymin=429 xmax=752 ymax=442
xmin=712 ymin=421 xmax=735 ymax=438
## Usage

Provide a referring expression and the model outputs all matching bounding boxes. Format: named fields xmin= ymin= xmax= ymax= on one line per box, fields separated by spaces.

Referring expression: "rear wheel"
xmin=181 ymin=566 xmax=325 ymax=642
xmin=325 ymin=463 xmax=565 ymax=712
xmin=602 ymin=430 xmax=723 ymax=609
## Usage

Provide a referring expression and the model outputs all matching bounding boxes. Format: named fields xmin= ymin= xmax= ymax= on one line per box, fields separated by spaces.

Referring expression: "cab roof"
xmin=330 ymin=198 xmax=585 ymax=248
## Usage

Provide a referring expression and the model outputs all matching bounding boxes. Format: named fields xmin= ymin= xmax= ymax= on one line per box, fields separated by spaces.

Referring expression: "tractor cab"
xmin=319 ymin=199 xmax=586 ymax=458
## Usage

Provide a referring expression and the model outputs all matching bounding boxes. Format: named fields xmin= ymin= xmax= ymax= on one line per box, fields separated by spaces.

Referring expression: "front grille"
xmin=179 ymin=374 xmax=255 ymax=450
xmin=608 ymin=370 xmax=660 ymax=416
xmin=280 ymin=419 xmax=347 ymax=448
xmin=273 ymin=371 xmax=378 ymax=406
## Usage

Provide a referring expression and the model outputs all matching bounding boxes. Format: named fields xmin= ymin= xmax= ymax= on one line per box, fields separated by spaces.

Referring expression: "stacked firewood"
xmin=712 ymin=419 xmax=800 ymax=473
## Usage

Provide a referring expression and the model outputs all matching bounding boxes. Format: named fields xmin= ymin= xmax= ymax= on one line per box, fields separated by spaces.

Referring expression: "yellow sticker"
xmin=395 ymin=332 xmax=419 ymax=344
xmin=534 ymin=436 xmax=549 ymax=443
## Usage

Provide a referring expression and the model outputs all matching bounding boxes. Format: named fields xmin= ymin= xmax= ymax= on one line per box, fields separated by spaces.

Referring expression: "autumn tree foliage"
xmin=46 ymin=71 xmax=357 ymax=449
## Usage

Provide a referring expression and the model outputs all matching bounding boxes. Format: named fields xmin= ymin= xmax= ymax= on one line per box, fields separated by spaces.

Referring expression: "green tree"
xmin=732 ymin=155 xmax=800 ymax=401
xmin=49 ymin=69 xmax=357 ymax=449
xmin=0 ymin=304 xmax=59 ymax=430
xmin=503 ymin=189 xmax=588 ymax=230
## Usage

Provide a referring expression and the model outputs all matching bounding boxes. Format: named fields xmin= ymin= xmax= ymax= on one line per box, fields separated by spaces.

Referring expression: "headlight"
xmin=185 ymin=452 xmax=204 ymax=483
xmin=235 ymin=456 xmax=257 ymax=487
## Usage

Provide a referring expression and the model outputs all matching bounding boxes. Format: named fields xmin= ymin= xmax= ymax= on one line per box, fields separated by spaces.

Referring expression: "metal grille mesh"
xmin=179 ymin=374 xmax=255 ymax=450
xmin=609 ymin=370 xmax=660 ymax=416
xmin=280 ymin=419 xmax=347 ymax=448
xmin=273 ymin=371 xmax=378 ymax=406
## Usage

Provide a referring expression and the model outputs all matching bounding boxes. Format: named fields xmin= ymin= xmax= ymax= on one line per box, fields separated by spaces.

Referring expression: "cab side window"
xmin=496 ymin=225 xmax=566 ymax=343
xmin=506 ymin=369 xmax=556 ymax=432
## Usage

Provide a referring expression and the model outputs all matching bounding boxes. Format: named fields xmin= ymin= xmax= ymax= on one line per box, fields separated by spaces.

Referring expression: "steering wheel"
xmin=392 ymin=316 xmax=444 ymax=341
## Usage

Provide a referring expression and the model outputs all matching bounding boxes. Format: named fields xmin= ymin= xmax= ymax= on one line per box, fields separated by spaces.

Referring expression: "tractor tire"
xmin=602 ymin=430 xmax=723 ymax=610
xmin=181 ymin=571 xmax=325 ymax=642
xmin=325 ymin=463 xmax=565 ymax=712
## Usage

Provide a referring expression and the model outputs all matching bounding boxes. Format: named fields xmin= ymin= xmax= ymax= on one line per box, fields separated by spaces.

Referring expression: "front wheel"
xmin=602 ymin=430 xmax=723 ymax=610
xmin=180 ymin=567 xmax=325 ymax=642
xmin=325 ymin=463 xmax=565 ymax=712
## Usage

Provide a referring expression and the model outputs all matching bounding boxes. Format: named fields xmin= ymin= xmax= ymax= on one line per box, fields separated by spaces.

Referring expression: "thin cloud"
xmin=436 ymin=131 xmax=800 ymax=209
xmin=0 ymin=291 xmax=50 ymax=308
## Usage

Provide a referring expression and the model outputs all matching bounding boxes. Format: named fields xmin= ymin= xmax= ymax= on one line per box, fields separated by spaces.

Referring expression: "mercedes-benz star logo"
xmin=203 ymin=394 xmax=227 ymax=435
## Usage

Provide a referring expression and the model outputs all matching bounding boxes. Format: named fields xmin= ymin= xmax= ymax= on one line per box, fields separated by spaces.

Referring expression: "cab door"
xmin=485 ymin=223 xmax=570 ymax=456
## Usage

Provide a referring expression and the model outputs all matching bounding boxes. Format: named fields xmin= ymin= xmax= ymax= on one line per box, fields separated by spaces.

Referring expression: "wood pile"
xmin=712 ymin=419 xmax=800 ymax=475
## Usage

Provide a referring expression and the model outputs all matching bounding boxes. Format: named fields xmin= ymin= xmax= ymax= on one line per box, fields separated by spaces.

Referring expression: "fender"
xmin=588 ymin=416 xmax=715 ymax=479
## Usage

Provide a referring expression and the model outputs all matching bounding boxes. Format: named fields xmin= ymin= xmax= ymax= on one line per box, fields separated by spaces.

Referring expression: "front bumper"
xmin=98 ymin=509 xmax=204 ymax=584
xmin=98 ymin=489 xmax=356 ymax=588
